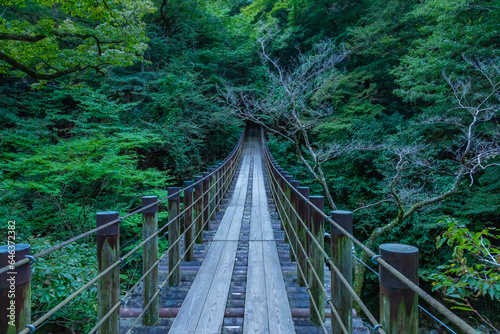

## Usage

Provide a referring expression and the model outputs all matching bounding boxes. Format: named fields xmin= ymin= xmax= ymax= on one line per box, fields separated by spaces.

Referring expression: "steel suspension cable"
xmin=275 ymin=190 xmax=347 ymax=334
xmin=119 ymin=154 xmax=244 ymax=333
xmin=14 ymin=136 xmax=246 ymax=334
xmin=265 ymin=156 xmax=385 ymax=332
xmin=18 ymin=259 xmax=122 ymax=334
xmin=268 ymin=167 xmax=365 ymax=334
xmin=123 ymin=198 xmax=219 ymax=334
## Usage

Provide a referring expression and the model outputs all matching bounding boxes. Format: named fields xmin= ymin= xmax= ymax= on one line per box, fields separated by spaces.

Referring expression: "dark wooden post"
xmin=209 ymin=169 xmax=216 ymax=220
xmin=183 ymin=181 xmax=194 ymax=261
xmin=214 ymin=166 xmax=219 ymax=210
xmin=216 ymin=164 xmax=222 ymax=209
xmin=284 ymin=175 xmax=293 ymax=244
xmin=297 ymin=187 xmax=309 ymax=287
xmin=142 ymin=196 xmax=159 ymax=326
xmin=289 ymin=180 xmax=300 ymax=261
xmin=202 ymin=172 xmax=210 ymax=231
xmin=309 ymin=196 xmax=325 ymax=325
xmin=331 ymin=210 xmax=353 ymax=334
xmin=96 ymin=211 xmax=120 ymax=334
xmin=271 ymin=164 xmax=279 ymax=204
xmin=168 ymin=187 xmax=180 ymax=286
xmin=277 ymin=168 xmax=285 ymax=233
xmin=193 ymin=176 xmax=205 ymax=242
xmin=379 ymin=244 xmax=419 ymax=334
xmin=194 ymin=176 xmax=203 ymax=244
xmin=0 ymin=244 xmax=31 ymax=334
xmin=225 ymin=159 xmax=230 ymax=194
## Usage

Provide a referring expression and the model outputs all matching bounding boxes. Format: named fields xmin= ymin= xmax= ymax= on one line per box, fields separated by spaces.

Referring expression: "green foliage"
xmin=0 ymin=0 xmax=156 ymax=84
xmin=244 ymin=0 xmax=500 ymax=326
xmin=425 ymin=218 xmax=500 ymax=330
xmin=1 ymin=1 xmax=248 ymax=331
xmin=30 ymin=237 xmax=98 ymax=333
xmin=393 ymin=0 xmax=500 ymax=105
xmin=429 ymin=218 xmax=500 ymax=302
xmin=1 ymin=0 xmax=499 ymax=330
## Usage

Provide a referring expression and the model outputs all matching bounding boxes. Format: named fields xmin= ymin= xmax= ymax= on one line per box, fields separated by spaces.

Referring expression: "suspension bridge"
xmin=0 ymin=126 xmax=479 ymax=334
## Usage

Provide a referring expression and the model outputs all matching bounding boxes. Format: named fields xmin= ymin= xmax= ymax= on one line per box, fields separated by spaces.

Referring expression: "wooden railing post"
xmin=222 ymin=161 xmax=228 ymax=196
xmin=331 ymin=210 xmax=353 ymax=334
xmin=284 ymin=175 xmax=293 ymax=244
xmin=194 ymin=176 xmax=204 ymax=244
xmin=183 ymin=181 xmax=194 ymax=261
xmin=271 ymin=163 xmax=279 ymax=203
xmin=0 ymin=244 xmax=31 ymax=334
xmin=202 ymin=172 xmax=210 ymax=231
xmin=214 ymin=166 xmax=220 ymax=210
xmin=289 ymin=180 xmax=300 ymax=261
xmin=379 ymin=244 xmax=419 ymax=334
xmin=96 ymin=211 xmax=120 ymax=334
xmin=297 ymin=186 xmax=309 ymax=287
xmin=218 ymin=163 xmax=224 ymax=208
xmin=209 ymin=169 xmax=216 ymax=220
xmin=168 ymin=187 xmax=180 ymax=286
xmin=142 ymin=196 xmax=159 ymax=326
xmin=277 ymin=168 xmax=285 ymax=233
xmin=309 ymin=196 xmax=325 ymax=325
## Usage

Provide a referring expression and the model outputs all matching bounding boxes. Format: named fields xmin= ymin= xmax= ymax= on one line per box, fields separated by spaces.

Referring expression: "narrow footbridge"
xmin=1 ymin=128 xmax=479 ymax=334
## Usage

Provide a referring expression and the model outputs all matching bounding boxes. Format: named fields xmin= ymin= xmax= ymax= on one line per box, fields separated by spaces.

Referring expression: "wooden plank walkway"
xmin=170 ymin=137 xmax=294 ymax=333
xmin=120 ymin=132 xmax=369 ymax=334
xmin=244 ymin=141 xmax=294 ymax=333
xmin=168 ymin=149 xmax=251 ymax=333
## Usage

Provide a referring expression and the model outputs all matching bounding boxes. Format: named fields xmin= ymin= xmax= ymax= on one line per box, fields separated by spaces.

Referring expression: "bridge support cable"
xmin=122 ymin=149 xmax=244 ymax=334
xmin=265 ymin=160 xmax=366 ymax=334
xmin=268 ymin=153 xmax=385 ymax=334
xmin=261 ymin=127 xmax=480 ymax=334
xmin=351 ymin=253 xmax=458 ymax=334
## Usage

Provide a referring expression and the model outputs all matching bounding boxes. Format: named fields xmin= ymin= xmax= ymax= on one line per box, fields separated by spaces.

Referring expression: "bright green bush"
xmin=30 ymin=237 xmax=98 ymax=333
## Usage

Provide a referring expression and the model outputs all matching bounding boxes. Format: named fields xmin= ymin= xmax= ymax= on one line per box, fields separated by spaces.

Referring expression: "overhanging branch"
xmin=0 ymin=51 xmax=82 ymax=80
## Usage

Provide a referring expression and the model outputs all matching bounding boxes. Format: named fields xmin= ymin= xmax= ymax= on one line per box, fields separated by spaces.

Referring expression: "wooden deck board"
xmin=195 ymin=240 xmax=238 ymax=333
xmin=244 ymin=152 xmax=295 ymax=333
xmin=168 ymin=241 xmax=226 ymax=333
xmin=169 ymin=148 xmax=250 ymax=333
xmin=263 ymin=241 xmax=295 ymax=333
xmin=243 ymin=241 xmax=269 ymax=334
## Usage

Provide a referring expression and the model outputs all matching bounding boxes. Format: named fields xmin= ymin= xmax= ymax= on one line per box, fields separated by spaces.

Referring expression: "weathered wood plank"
xmin=245 ymin=148 xmax=295 ymax=333
xmin=170 ymin=145 xmax=250 ymax=333
xmin=168 ymin=241 xmax=225 ymax=333
xmin=263 ymin=241 xmax=295 ymax=333
xmin=195 ymin=240 xmax=238 ymax=333
xmin=244 ymin=241 xmax=269 ymax=334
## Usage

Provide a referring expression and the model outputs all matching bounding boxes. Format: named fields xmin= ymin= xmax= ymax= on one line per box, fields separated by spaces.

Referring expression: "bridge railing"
xmin=260 ymin=128 xmax=478 ymax=334
xmin=0 ymin=130 xmax=246 ymax=334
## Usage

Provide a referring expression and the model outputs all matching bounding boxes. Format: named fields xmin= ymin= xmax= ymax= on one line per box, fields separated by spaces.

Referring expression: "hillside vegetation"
xmin=1 ymin=0 xmax=499 ymax=332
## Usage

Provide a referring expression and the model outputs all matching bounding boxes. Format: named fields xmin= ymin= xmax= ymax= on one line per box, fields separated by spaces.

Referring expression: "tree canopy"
xmin=1 ymin=0 xmax=499 ymax=332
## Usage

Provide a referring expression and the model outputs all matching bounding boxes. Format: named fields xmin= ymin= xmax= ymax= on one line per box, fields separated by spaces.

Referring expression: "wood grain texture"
xmin=244 ymin=241 xmax=269 ymax=334
xmin=244 ymin=152 xmax=295 ymax=334
xmin=169 ymin=146 xmax=250 ymax=334
xmin=196 ymin=240 xmax=238 ymax=333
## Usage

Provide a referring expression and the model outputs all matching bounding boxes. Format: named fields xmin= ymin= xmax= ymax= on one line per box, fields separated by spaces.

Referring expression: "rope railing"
xmin=264 ymin=147 xmax=385 ymax=333
xmin=2 ymin=130 xmax=246 ymax=334
xmin=260 ymin=127 xmax=479 ymax=334
xmin=122 ymin=195 xmax=220 ymax=334
xmin=351 ymin=253 xmax=459 ymax=334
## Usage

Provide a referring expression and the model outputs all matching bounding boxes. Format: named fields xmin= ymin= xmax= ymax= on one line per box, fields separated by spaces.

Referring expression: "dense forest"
xmin=1 ymin=0 xmax=499 ymax=333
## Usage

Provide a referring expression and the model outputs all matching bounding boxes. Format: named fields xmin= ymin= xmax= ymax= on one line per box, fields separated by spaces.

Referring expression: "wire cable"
xmin=266 ymin=156 xmax=385 ymax=333
xmin=263 ymin=137 xmax=478 ymax=334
